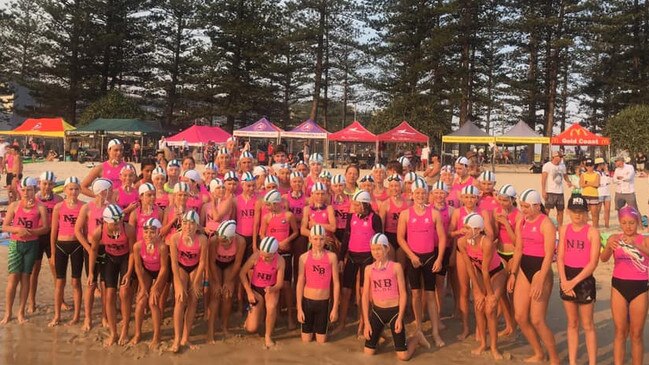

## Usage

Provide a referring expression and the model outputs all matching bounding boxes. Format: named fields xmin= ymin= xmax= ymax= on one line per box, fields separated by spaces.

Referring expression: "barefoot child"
xmin=1 ymin=177 xmax=49 ymax=325
xmin=296 ymin=225 xmax=340 ymax=343
xmin=131 ymin=218 xmax=169 ymax=349
xmin=240 ymin=236 xmax=286 ymax=348
xmin=49 ymin=177 xmax=85 ymax=327
xmin=362 ymin=233 xmax=430 ymax=360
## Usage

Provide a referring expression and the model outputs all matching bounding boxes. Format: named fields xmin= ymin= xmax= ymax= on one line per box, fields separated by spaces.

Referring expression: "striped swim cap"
xmin=479 ymin=170 xmax=496 ymax=182
xmin=143 ymin=218 xmax=162 ymax=229
xmin=120 ymin=164 xmax=136 ymax=174
xmin=309 ymin=153 xmax=324 ymax=164
xmin=209 ymin=178 xmax=224 ymax=191
xmin=431 ymin=181 xmax=449 ymax=192
xmin=217 ymin=220 xmax=237 ymax=238
xmin=138 ymin=182 xmax=155 ymax=195
xmin=498 ymin=184 xmax=516 ymax=198
xmin=411 ymin=178 xmax=428 ymax=192
xmin=372 ymin=164 xmax=386 ymax=171
xmin=253 ymin=165 xmax=268 ymax=177
xmin=311 ymin=182 xmax=327 ymax=192
xmin=167 ymin=159 xmax=181 ymax=168
xmin=404 ymin=172 xmax=419 ymax=182
xmin=259 ymin=236 xmax=279 ymax=254
xmin=319 ymin=170 xmax=332 ymax=179
xmin=240 ymin=172 xmax=255 ymax=182
xmin=224 ymin=171 xmax=238 ymax=181
xmin=20 ymin=177 xmax=37 ymax=188
xmin=152 ymin=167 xmax=166 ymax=177
xmin=290 ymin=171 xmax=303 ymax=180
xmin=463 ymin=213 xmax=484 ymax=228
xmin=218 ymin=147 xmax=229 ymax=156
xmin=204 ymin=162 xmax=217 ymax=171
xmin=440 ymin=165 xmax=454 ymax=174
xmin=520 ymin=189 xmax=541 ymax=204
xmin=397 ymin=156 xmax=411 ymax=167
xmin=331 ymin=174 xmax=345 ymax=185
xmin=182 ymin=210 xmax=200 ymax=224
xmin=64 ymin=176 xmax=80 ymax=187
xmin=353 ymin=190 xmax=371 ymax=203
xmin=370 ymin=233 xmax=389 ymax=246
xmin=240 ymin=151 xmax=254 ymax=160
xmin=40 ymin=171 xmax=56 ymax=182
xmin=455 ymin=157 xmax=469 ymax=166
xmin=264 ymin=175 xmax=279 ymax=187
xmin=102 ymin=204 xmax=124 ymax=223
xmin=310 ymin=224 xmax=326 ymax=237
xmin=263 ymin=189 xmax=282 ymax=203
xmin=387 ymin=174 xmax=402 ymax=182
xmin=461 ymin=185 xmax=480 ymax=196
xmin=359 ymin=175 xmax=374 ymax=183
xmin=107 ymin=139 xmax=122 ymax=150
xmin=174 ymin=182 xmax=190 ymax=193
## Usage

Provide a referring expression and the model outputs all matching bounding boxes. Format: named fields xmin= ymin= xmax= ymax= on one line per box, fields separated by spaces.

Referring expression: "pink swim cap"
xmin=618 ymin=206 xmax=640 ymax=222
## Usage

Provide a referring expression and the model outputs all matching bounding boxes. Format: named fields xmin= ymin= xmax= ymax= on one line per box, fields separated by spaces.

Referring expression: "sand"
xmin=0 ymin=161 xmax=648 ymax=365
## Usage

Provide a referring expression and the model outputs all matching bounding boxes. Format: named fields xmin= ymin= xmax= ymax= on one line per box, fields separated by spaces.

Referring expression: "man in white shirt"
xmin=613 ymin=155 xmax=638 ymax=211
xmin=541 ymin=150 xmax=572 ymax=225
xmin=421 ymin=145 xmax=430 ymax=171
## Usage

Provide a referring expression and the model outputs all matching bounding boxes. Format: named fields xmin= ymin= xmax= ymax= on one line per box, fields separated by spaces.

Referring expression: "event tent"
xmin=441 ymin=121 xmax=494 ymax=144
xmin=551 ymin=123 xmax=610 ymax=146
xmin=233 ymin=117 xmax=283 ymax=140
xmin=281 ymin=119 xmax=329 ymax=139
xmin=67 ymin=118 xmax=162 ymax=136
xmin=166 ymin=125 xmax=231 ymax=147
xmin=328 ymin=121 xmax=377 ymax=142
xmin=378 ymin=121 xmax=429 ymax=143
xmin=496 ymin=121 xmax=549 ymax=144
xmin=0 ymin=117 xmax=75 ymax=138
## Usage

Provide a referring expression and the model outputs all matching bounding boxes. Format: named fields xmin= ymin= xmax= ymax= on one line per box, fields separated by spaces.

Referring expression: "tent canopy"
xmin=281 ymin=119 xmax=329 ymax=139
xmin=551 ymin=124 xmax=610 ymax=146
xmin=329 ymin=121 xmax=377 ymax=142
xmin=166 ymin=125 xmax=231 ymax=147
xmin=378 ymin=121 xmax=429 ymax=143
xmin=68 ymin=118 xmax=162 ymax=136
xmin=496 ymin=121 xmax=550 ymax=144
xmin=0 ymin=117 xmax=75 ymax=138
xmin=441 ymin=121 xmax=493 ymax=144
xmin=233 ymin=117 xmax=283 ymax=139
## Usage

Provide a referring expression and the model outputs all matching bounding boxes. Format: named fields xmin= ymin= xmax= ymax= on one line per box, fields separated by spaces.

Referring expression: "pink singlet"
xmin=102 ymin=161 xmax=127 ymax=189
xmin=10 ymin=203 xmax=41 ymax=241
xmin=251 ymin=254 xmax=279 ymax=288
xmin=496 ymin=207 xmax=519 ymax=245
xmin=521 ymin=214 xmax=547 ymax=257
xmin=348 ymin=213 xmax=376 ymax=253
xmin=141 ymin=242 xmax=161 ymax=272
xmin=305 ymin=250 xmax=332 ymax=290
xmin=465 ymin=237 xmax=501 ymax=272
xmin=135 ymin=205 xmax=159 ymax=241
xmin=406 ymin=206 xmax=437 ymax=254
xmin=101 ymin=223 xmax=129 ymax=256
xmin=331 ymin=195 xmax=351 ymax=229
xmin=286 ymin=192 xmax=306 ymax=223
xmin=563 ymin=224 xmax=591 ymax=268
xmin=235 ymin=194 xmax=256 ymax=237
xmin=370 ymin=261 xmax=399 ymax=301
xmin=613 ymin=235 xmax=649 ymax=281
xmin=177 ymin=234 xmax=201 ymax=268
xmin=385 ymin=198 xmax=407 ymax=234
xmin=265 ymin=212 xmax=290 ymax=243
xmin=57 ymin=201 xmax=82 ymax=237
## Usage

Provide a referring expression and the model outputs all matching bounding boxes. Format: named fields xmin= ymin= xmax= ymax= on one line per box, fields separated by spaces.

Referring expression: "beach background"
xmin=0 ymin=161 xmax=647 ymax=365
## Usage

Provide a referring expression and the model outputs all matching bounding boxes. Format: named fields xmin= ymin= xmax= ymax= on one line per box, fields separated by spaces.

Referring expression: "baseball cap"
xmin=584 ymin=158 xmax=594 ymax=166
xmin=567 ymin=195 xmax=588 ymax=212
xmin=594 ymin=157 xmax=605 ymax=165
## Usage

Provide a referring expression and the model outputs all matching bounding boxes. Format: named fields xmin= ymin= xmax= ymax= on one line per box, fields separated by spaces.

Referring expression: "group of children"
xmin=1 ymin=139 xmax=648 ymax=364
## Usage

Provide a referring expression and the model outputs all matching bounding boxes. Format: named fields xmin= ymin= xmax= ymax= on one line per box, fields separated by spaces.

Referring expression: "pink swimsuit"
xmin=406 ymin=206 xmax=437 ymax=254
xmin=521 ymin=215 xmax=547 ymax=257
xmin=154 ymin=192 xmax=169 ymax=211
xmin=251 ymin=254 xmax=279 ymax=288
xmin=385 ymin=198 xmax=407 ymax=234
xmin=613 ymin=235 xmax=649 ymax=280
xmin=177 ymin=234 xmax=201 ymax=268
xmin=141 ymin=242 xmax=161 ymax=272
xmin=331 ymin=195 xmax=351 ymax=229
xmin=370 ymin=261 xmax=399 ymax=301
xmin=266 ymin=213 xmax=290 ymax=243
xmin=235 ymin=194 xmax=256 ymax=237
xmin=286 ymin=192 xmax=306 ymax=223
xmin=116 ymin=186 xmax=138 ymax=219
xmin=101 ymin=224 xmax=129 ymax=256
xmin=466 ymin=237 xmax=501 ymax=272
xmin=215 ymin=240 xmax=237 ymax=264
xmin=135 ymin=205 xmax=159 ymax=241
xmin=348 ymin=213 xmax=376 ymax=253
xmin=102 ymin=161 xmax=127 ymax=189
xmin=305 ymin=250 xmax=332 ymax=290
xmin=496 ymin=207 xmax=519 ymax=245
xmin=57 ymin=201 xmax=82 ymax=237
xmin=11 ymin=203 xmax=41 ymax=241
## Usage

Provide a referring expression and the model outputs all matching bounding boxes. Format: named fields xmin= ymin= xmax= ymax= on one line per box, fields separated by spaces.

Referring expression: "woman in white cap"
xmin=457 ymin=213 xmax=506 ymax=360
xmin=75 ymin=178 xmax=112 ymax=331
xmin=478 ymin=170 xmax=499 ymax=211
xmin=29 ymin=171 xmax=63 ymax=314
xmin=402 ymin=172 xmax=419 ymax=203
xmin=380 ymin=174 xmax=409 ymax=259
xmin=215 ymin=148 xmax=231 ymax=178
xmin=330 ymin=174 xmax=351 ymax=246
xmin=508 ymin=189 xmax=559 ymax=364
xmin=151 ymin=167 xmax=170 ymax=212
xmin=206 ymin=220 xmax=245 ymax=342
xmin=1 ymin=177 xmax=49 ymax=325
xmin=296 ymin=224 xmax=340 ymax=344
xmin=201 ymin=162 xmax=217 ymax=193
xmin=260 ymin=189 xmax=299 ymax=330
xmin=334 ymin=190 xmax=383 ymax=336
xmin=449 ymin=184 xmax=493 ymax=340
xmin=240 ymin=236 xmax=286 ymax=348
xmin=168 ymin=210 xmax=208 ymax=352
xmin=371 ymin=164 xmax=388 ymax=202
xmin=88 ymin=204 xmax=136 ymax=346
xmin=317 ymin=170 xmax=332 ymax=195
xmin=223 ymin=170 xmax=239 ymax=200
xmin=398 ymin=155 xmax=412 ymax=174
xmin=493 ymin=184 xmax=519 ymax=337
xmin=162 ymin=182 xmax=191 ymax=241
xmin=113 ymin=164 xmax=139 ymax=220
xmin=253 ymin=176 xmax=280 ymax=253
xmin=201 ymin=178 xmax=233 ymax=238
xmin=80 ymin=138 xmax=126 ymax=197
xmin=253 ymin=165 xmax=268 ymax=191
xmin=48 ymin=177 xmax=84 ymax=327
xmin=276 ymin=163 xmax=292 ymax=195
xmin=449 ymin=157 xmax=475 ymax=207
xmin=361 ymin=233 xmax=430 ymax=360
xmin=164 ymin=159 xmax=181 ymax=193
xmin=397 ymin=179 xmax=446 ymax=347
xmin=305 ymin=153 xmax=324 ymax=197
xmin=237 ymin=150 xmax=255 ymax=175
xmin=131 ymin=218 xmax=169 ymax=348
xmin=359 ymin=175 xmax=380 ymax=212
xmin=128 ymin=183 xmax=161 ymax=243
xmin=284 ymin=171 xmax=306 ymax=227
xmin=557 ymin=195 xmax=600 ymax=365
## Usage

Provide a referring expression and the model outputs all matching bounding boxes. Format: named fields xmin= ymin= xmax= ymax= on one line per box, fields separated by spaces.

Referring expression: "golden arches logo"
xmin=569 ymin=126 xmax=584 ymax=137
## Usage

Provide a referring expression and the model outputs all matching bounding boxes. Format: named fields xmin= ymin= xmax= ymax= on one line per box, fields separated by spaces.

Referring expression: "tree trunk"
xmin=309 ymin=2 xmax=326 ymax=121
xmin=559 ymin=60 xmax=568 ymax=132
xmin=323 ymin=13 xmax=329 ymax=129
xmin=526 ymin=24 xmax=539 ymax=130
xmin=545 ymin=0 xmax=565 ymax=138
xmin=165 ymin=14 xmax=183 ymax=127
xmin=68 ymin=0 xmax=82 ymax=124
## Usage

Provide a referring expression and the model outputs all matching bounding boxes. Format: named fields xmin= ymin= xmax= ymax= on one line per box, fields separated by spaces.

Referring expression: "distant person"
xmin=612 ymin=155 xmax=638 ymax=211
xmin=541 ymin=150 xmax=572 ymax=226
xmin=635 ymin=152 xmax=646 ymax=177
xmin=0 ymin=136 xmax=8 ymax=176
xmin=420 ymin=145 xmax=430 ymax=171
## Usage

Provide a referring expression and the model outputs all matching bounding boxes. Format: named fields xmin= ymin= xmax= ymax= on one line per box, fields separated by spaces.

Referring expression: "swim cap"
xmin=224 ymin=171 xmax=238 ymax=181
xmin=226 ymin=136 xmax=236 ymax=143
xmin=167 ymin=159 xmax=180 ymax=168
xmin=102 ymin=204 xmax=124 ymax=223
xmin=498 ymin=184 xmax=516 ymax=198
xmin=319 ymin=170 xmax=332 ymax=180
xmin=440 ymin=165 xmax=454 ymax=174
xmin=120 ymin=164 xmax=136 ymax=174
xmin=455 ymin=157 xmax=469 ymax=166
xmin=182 ymin=210 xmax=200 ymax=224
xmin=387 ymin=174 xmax=403 ymax=183
xmin=397 ymin=156 xmax=411 ymax=167
xmin=259 ymin=236 xmax=279 ymax=254
xmin=183 ymin=169 xmax=201 ymax=182
xmin=216 ymin=220 xmax=237 ymax=238
xmin=618 ymin=206 xmax=640 ymax=222
xmin=217 ymin=147 xmax=229 ymax=156
xmin=209 ymin=178 xmax=224 ymax=190
xmin=520 ymin=189 xmax=542 ymax=204
xmin=253 ymin=166 xmax=268 ymax=177
xmin=273 ymin=163 xmax=291 ymax=173
xmin=240 ymin=151 xmax=254 ymax=160
xmin=479 ymin=170 xmax=496 ymax=182
xmin=311 ymin=182 xmax=327 ymax=192
xmin=411 ymin=178 xmax=428 ymax=192
xmin=20 ymin=177 xmax=37 ymax=188
xmin=263 ymin=189 xmax=282 ymax=203
xmin=204 ymin=162 xmax=217 ymax=171
xmin=370 ymin=233 xmax=389 ymax=247
xmin=372 ymin=164 xmax=386 ymax=171
xmin=461 ymin=185 xmax=480 ymax=196
xmin=309 ymin=153 xmax=323 ymax=164
xmin=331 ymin=174 xmax=345 ymax=185
xmin=92 ymin=178 xmax=113 ymax=194
xmin=264 ymin=175 xmax=279 ymax=187
xmin=431 ymin=181 xmax=449 ymax=193
xmin=463 ymin=213 xmax=484 ymax=228
xmin=310 ymin=224 xmax=326 ymax=237
xmin=40 ymin=171 xmax=56 ymax=182
xmin=359 ymin=175 xmax=374 ymax=183
xmin=404 ymin=172 xmax=419 ymax=182
xmin=240 ymin=172 xmax=255 ymax=182
xmin=152 ymin=167 xmax=166 ymax=177
xmin=143 ymin=218 xmax=162 ymax=229
xmin=138 ymin=182 xmax=155 ymax=195
xmin=352 ymin=190 xmax=371 ymax=203
xmin=64 ymin=176 xmax=80 ymax=187
xmin=107 ymin=139 xmax=122 ymax=150
xmin=173 ymin=182 xmax=190 ymax=193
xmin=290 ymin=171 xmax=303 ymax=180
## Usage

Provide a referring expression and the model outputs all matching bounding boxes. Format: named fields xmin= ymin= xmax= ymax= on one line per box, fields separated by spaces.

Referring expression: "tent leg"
xmin=375 ymin=141 xmax=379 ymax=165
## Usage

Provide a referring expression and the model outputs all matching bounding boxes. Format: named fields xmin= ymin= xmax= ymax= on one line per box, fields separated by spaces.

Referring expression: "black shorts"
xmin=342 ymin=252 xmax=373 ymax=289
xmin=364 ymin=306 xmax=407 ymax=352
xmin=385 ymin=232 xmax=399 ymax=251
xmin=437 ymin=249 xmax=452 ymax=276
xmin=406 ymin=250 xmax=438 ymax=291
xmin=301 ymin=298 xmax=329 ymax=335
xmin=84 ymin=246 xmax=106 ymax=282
xmin=560 ymin=266 xmax=596 ymax=304
xmin=37 ymin=233 xmax=52 ymax=260
xmin=103 ymin=253 xmax=129 ymax=289
xmin=243 ymin=235 xmax=253 ymax=262
xmin=520 ymin=254 xmax=544 ymax=283
xmin=280 ymin=252 xmax=293 ymax=283
xmin=54 ymin=240 xmax=84 ymax=279
xmin=334 ymin=229 xmax=345 ymax=246
xmin=251 ymin=284 xmax=266 ymax=298
xmin=612 ymin=277 xmax=649 ymax=304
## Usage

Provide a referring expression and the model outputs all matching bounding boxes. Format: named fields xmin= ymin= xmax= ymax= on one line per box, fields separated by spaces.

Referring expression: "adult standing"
xmin=612 ymin=155 xmax=638 ymax=211
xmin=420 ymin=145 xmax=430 ymax=172
xmin=0 ymin=136 xmax=8 ymax=179
xmin=541 ymin=150 xmax=571 ymax=226
xmin=80 ymin=139 xmax=127 ymax=197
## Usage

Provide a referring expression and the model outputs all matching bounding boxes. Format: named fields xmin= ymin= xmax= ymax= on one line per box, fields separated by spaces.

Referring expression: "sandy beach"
xmin=0 ymin=161 xmax=648 ymax=365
